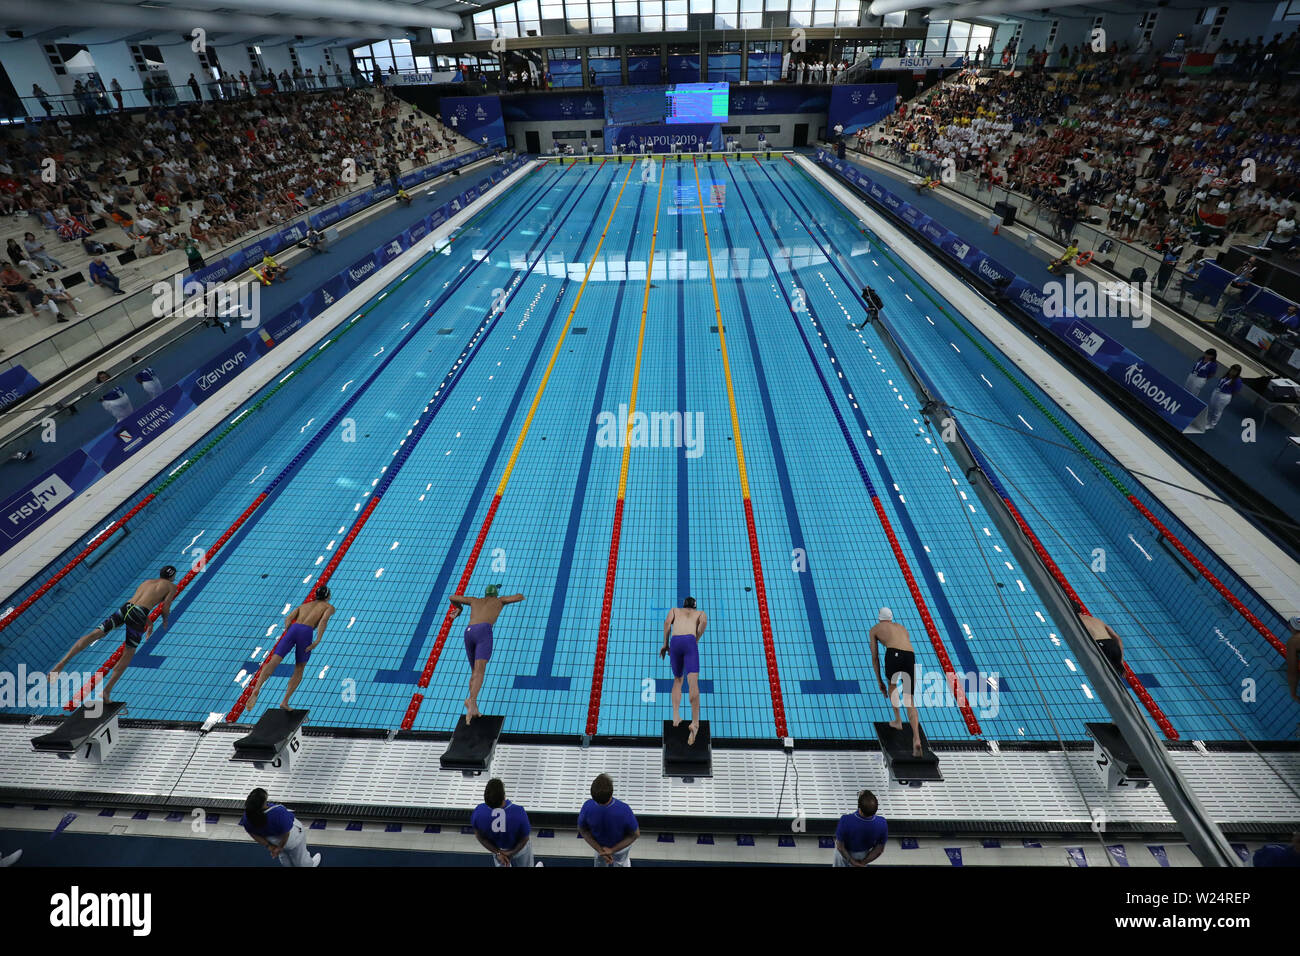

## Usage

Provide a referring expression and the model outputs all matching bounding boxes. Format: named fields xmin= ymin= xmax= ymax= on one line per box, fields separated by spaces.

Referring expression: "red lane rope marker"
xmin=1127 ymin=497 xmax=1287 ymax=657
xmin=0 ymin=495 xmax=154 ymax=636
xmin=65 ymin=492 xmax=268 ymax=711
xmin=585 ymin=157 xmax=666 ymax=736
xmin=1002 ymin=499 xmax=1179 ymax=740
xmin=401 ymin=161 xmax=631 ymax=731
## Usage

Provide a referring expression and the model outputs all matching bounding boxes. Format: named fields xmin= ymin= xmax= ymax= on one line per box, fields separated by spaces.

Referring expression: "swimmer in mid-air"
xmin=51 ymin=566 xmax=178 ymax=704
xmin=245 ymin=585 xmax=335 ymax=713
xmin=659 ymin=597 xmax=707 ymax=745
xmin=448 ymin=585 xmax=525 ymax=723
xmin=869 ymin=607 xmax=923 ymax=757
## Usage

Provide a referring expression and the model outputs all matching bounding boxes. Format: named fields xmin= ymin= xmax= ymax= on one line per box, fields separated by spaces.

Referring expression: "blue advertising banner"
xmin=298 ymin=274 xmax=349 ymax=325
xmin=0 ymin=365 xmax=42 ymax=412
xmin=501 ymin=92 xmax=602 ymax=123
xmin=374 ymin=235 xmax=406 ymax=266
xmin=628 ymin=57 xmax=661 ymax=84
xmin=429 ymin=206 xmax=448 ymax=231
xmin=828 ymin=84 xmax=897 ymax=135
xmin=405 ymin=217 xmax=431 ymax=246
xmin=604 ymin=123 xmax=721 ymax=153
xmin=343 ymin=252 xmax=381 ymax=290
xmin=967 ymin=251 xmax=1017 ymax=288
xmin=311 ymin=205 xmax=343 ymax=229
xmin=185 ymin=339 xmax=255 ymax=406
xmin=87 ymin=385 xmax=186 ymax=474
xmin=441 ymin=95 xmax=507 ymax=148
xmin=729 ymin=87 xmax=830 ymax=115
xmin=0 ymin=450 xmax=99 ymax=544
xmin=666 ymin=56 xmax=701 ymax=83
xmin=187 ymin=256 xmax=236 ymax=286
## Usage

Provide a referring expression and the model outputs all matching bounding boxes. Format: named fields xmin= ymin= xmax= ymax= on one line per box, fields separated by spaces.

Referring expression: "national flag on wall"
xmin=258 ymin=327 xmax=276 ymax=348
xmin=1181 ymin=52 xmax=1216 ymax=74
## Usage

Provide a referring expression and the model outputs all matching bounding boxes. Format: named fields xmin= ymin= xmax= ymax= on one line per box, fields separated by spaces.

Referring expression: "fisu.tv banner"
xmin=813 ymin=151 xmax=1206 ymax=432
xmin=871 ymin=56 xmax=963 ymax=72
xmin=441 ymin=96 xmax=507 ymax=148
xmin=605 ymin=123 xmax=722 ymax=153
xmin=0 ymin=157 xmax=529 ymax=559
xmin=828 ymin=84 xmax=898 ymax=136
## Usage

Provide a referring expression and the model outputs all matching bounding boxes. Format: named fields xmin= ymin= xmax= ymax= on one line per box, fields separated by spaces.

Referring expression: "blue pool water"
xmin=3 ymin=157 xmax=1295 ymax=743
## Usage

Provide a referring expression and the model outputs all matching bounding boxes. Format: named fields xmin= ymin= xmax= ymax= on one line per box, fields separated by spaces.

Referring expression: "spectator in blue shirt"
xmin=577 ymin=773 xmax=639 ymax=867
xmin=240 ymin=787 xmax=320 ymax=867
xmin=1276 ymin=303 xmax=1299 ymax=330
xmin=470 ymin=778 xmax=535 ymax=868
xmin=1205 ymin=364 xmax=1244 ymax=429
xmin=88 ymin=256 xmax=125 ymax=295
xmin=834 ymin=789 xmax=888 ymax=867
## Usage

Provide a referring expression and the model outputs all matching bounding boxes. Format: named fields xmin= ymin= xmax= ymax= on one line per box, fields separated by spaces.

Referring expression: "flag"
xmin=1181 ymin=52 xmax=1216 ymax=75
xmin=258 ymin=327 xmax=276 ymax=348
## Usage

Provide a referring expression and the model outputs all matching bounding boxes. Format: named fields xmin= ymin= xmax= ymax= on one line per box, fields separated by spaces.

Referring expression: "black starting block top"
xmin=874 ymin=722 xmax=942 ymax=784
xmin=663 ymin=720 xmax=712 ymax=779
xmin=231 ymin=709 xmax=309 ymax=762
xmin=441 ymin=714 xmax=505 ymax=772
xmin=31 ymin=702 xmax=126 ymax=753
xmin=1085 ymin=722 xmax=1148 ymax=778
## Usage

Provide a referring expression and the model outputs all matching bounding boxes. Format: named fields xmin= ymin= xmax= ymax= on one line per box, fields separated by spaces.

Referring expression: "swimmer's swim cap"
xmin=683 ymin=597 xmax=697 ymax=609
xmin=160 ymin=565 xmax=177 ymax=580
xmin=878 ymin=607 xmax=893 ymax=622
xmin=485 ymin=584 xmax=500 ymax=597
xmin=1290 ymin=615 xmax=1300 ymax=631
xmin=315 ymin=585 xmax=331 ymax=601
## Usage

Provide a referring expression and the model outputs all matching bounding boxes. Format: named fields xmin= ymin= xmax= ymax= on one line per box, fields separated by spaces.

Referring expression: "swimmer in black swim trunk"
xmin=1078 ymin=611 xmax=1125 ymax=678
xmin=869 ymin=607 xmax=923 ymax=757
xmin=50 ymin=566 xmax=178 ymax=704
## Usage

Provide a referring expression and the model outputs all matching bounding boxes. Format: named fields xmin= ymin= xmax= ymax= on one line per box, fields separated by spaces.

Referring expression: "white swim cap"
xmin=1290 ymin=615 xmax=1300 ymax=631
xmin=878 ymin=607 xmax=893 ymax=622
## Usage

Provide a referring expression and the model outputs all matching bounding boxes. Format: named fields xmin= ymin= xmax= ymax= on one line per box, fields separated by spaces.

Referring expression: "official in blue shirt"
xmin=1183 ymin=348 xmax=1218 ymax=397
xmin=470 ymin=778 xmax=535 ymax=868
xmin=834 ymin=790 xmax=888 ymax=867
xmin=577 ymin=773 xmax=639 ymax=867
xmin=240 ymin=787 xmax=319 ymax=867
xmin=1205 ymin=364 xmax=1244 ymax=430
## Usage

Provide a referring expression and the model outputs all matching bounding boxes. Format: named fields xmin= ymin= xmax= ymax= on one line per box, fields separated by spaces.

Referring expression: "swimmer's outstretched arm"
xmin=448 ymin=594 xmax=472 ymax=606
xmin=501 ymin=594 xmax=525 ymax=604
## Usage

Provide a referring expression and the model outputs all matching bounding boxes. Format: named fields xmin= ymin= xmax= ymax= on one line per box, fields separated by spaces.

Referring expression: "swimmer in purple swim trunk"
xmin=448 ymin=584 xmax=525 ymax=724
xmin=245 ymin=585 xmax=335 ymax=713
xmin=658 ymin=597 xmax=707 ymax=745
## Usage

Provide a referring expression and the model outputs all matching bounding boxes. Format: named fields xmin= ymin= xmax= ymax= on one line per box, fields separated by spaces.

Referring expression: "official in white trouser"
xmin=99 ymin=386 xmax=134 ymax=422
xmin=241 ymin=788 xmax=321 ymax=867
xmin=135 ymin=367 xmax=163 ymax=400
xmin=1183 ymin=349 xmax=1218 ymax=397
xmin=1205 ymin=364 xmax=1244 ymax=429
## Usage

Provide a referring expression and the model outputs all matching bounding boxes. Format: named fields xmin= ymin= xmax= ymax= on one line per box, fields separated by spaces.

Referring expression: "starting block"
xmin=440 ymin=714 xmax=504 ymax=776
xmin=874 ymin=722 xmax=942 ymax=787
xmin=1085 ymin=722 xmax=1150 ymax=790
xmin=31 ymin=702 xmax=126 ymax=764
xmin=231 ymin=708 xmax=309 ymax=772
xmin=662 ymin=720 xmax=712 ymax=781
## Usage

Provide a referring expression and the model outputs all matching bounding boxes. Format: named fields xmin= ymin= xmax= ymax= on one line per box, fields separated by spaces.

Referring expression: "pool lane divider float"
xmin=585 ymin=158 xmax=667 ymax=736
xmin=58 ymin=163 xmax=573 ymax=711
xmin=689 ymin=156 xmax=789 ymax=739
xmin=725 ymin=158 xmax=980 ymax=735
xmin=776 ymin=160 xmax=1181 ymax=739
xmin=400 ymin=162 xmax=635 ymax=732
xmin=806 ymin=157 xmax=1289 ymax=662
xmin=4 ymin=157 xmax=540 ymax=636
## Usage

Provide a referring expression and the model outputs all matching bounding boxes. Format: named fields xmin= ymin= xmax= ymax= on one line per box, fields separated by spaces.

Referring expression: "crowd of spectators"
xmin=863 ymin=32 xmax=1300 ymax=325
xmin=0 ymin=85 xmax=469 ymax=323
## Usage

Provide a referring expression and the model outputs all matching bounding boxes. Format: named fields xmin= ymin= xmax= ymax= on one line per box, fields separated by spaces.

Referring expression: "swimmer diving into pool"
xmin=448 ymin=585 xmax=525 ymax=724
xmin=659 ymin=597 xmax=707 ymax=745
xmin=50 ymin=566 xmax=178 ymax=705
xmin=245 ymin=585 xmax=335 ymax=713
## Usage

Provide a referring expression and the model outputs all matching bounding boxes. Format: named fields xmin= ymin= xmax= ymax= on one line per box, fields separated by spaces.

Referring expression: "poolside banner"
xmin=0 ymin=365 xmax=41 ymax=412
xmin=441 ymin=95 xmax=507 ymax=148
xmin=374 ymin=236 xmax=406 ymax=266
xmin=186 ymin=340 xmax=254 ymax=405
xmin=87 ymin=385 xmax=185 ymax=474
xmin=501 ymin=92 xmax=603 ymax=123
xmin=0 ymin=449 xmax=99 ymax=543
xmin=343 ymin=251 xmax=381 ymax=290
xmin=267 ymin=298 xmax=315 ymax=346
xmin=967 ymin=252 xmax=1016 ymax=289
xmin=1106 ymin=358 xmax=1205 ymax=431
xmin=604 ymin=123 xmax=721 ymax=154
xmin=871 ymin=56 xmax=963 ymax=71
xmin=828 ymin=84 xmax=898 ymax=136
xmin=311 ymin=205 xmax=343 ymax=229
xmin=730 ymin=87 xmax=830 ymax=115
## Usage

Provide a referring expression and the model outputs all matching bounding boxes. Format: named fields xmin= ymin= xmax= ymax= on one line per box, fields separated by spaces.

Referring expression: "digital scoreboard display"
xmin=605 ymin=82 xmax=729 ymax=125
xmin=665 ymin=82 xmax=730 ymax=124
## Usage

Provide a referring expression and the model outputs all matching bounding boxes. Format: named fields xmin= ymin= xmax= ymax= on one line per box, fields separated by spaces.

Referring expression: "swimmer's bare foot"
xmin=465 ymin=699 xmax=479 ymax=724
xmin=672 ymin=717 xmax=681 ymax=727
xmin=912 ymin=738 xmax=923 ymax=758
xmin=279 ymin=701 xmax=292 ymax=710
xmin=687 ymin=721 xmax=698 ymax=746
xmin=889 ymin=719 xmax=902 ymax=730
